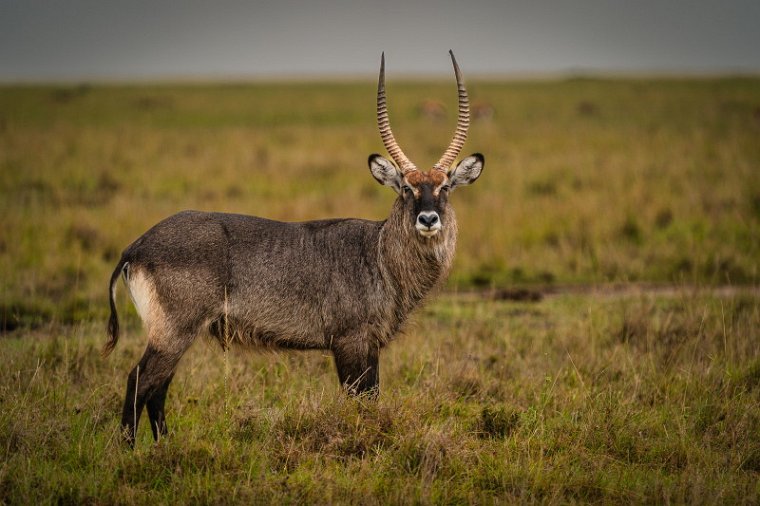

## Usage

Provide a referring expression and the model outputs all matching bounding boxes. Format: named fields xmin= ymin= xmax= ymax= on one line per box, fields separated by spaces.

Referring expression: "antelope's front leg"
xmin=332 ymin=339 xmax=379 ymax=398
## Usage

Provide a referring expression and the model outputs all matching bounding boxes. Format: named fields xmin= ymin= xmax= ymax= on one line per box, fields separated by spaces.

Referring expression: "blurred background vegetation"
xmin=1 ymin=78 xmax=759 ymax=329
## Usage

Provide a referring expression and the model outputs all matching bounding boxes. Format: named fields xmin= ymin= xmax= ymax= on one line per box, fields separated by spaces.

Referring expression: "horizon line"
xmin=2 ymin=67 xmax=760 ymax=86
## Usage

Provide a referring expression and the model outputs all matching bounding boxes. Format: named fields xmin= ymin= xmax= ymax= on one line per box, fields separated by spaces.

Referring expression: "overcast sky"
xmin=1 ymin=0 xmax=759 ymax=81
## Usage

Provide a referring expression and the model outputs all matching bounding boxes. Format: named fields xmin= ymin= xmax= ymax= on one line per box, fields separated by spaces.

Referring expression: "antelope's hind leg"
xmin=120 ymin=266 xmax=198 ymax=446
xmin=146 ymin=372 xmax=175 ymax=441
xmin=121 ymin=343 xmax=187 ymax=446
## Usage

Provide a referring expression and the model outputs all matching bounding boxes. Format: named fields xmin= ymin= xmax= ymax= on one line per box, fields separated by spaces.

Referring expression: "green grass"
xmin=1 ymin=78 xmax=759 ymax=327
xmin=1 ymin=289 xmax=759 ymax=503
xmin=1 ymin=78 xmax=760 ymax=503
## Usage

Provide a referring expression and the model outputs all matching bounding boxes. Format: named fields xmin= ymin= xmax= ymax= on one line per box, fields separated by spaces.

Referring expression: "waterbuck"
xmin=104 ymin=51 xmax=484 ymax=445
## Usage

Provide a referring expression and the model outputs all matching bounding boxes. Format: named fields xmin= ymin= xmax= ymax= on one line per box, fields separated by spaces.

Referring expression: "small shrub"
xmin=619 ymin=216 xmax=642 ymax=244
xmin=655 ymin=208 xmax=674 ymax=229
xmin=450 ymin=372 xmax=482 ymax=399
xmin=526 ymin=180 xmax=557 ymax=196
xmin=740 ymin=447 xmax=760 ymax=472
xmin=476 ymin=406 xmax=520 ymax=438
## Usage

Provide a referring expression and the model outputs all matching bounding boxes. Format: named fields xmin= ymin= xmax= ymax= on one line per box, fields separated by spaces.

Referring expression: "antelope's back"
xmin=122 ymin=210 xmax=387 ymax=340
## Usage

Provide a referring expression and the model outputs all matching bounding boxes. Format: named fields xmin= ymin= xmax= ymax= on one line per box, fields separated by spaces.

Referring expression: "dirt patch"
xmin=491 ymin=288 xmax=544 ymax=302
xmin=460 ymin=283 xmax=759 ymax=302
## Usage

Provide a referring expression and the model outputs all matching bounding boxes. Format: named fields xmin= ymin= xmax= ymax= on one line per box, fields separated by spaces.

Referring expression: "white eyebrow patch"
xmin=432 ymin=179 xmax=449 ymax=197
xmin=402 ymin=179 xmax=422 ymax=198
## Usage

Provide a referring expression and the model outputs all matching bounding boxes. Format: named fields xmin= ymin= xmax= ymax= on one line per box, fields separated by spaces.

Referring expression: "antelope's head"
xmin=369 ymin=51 xmax=484 ymax=239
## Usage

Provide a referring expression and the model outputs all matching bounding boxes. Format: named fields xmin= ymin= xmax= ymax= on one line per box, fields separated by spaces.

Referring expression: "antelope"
xmin=418 ymin=99 xmax=447 ymax=121
xmin=104 ymin=51 xmax=484 ymax=445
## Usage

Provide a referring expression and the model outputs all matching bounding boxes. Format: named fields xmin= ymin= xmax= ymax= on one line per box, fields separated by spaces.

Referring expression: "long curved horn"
xmin=433 ymin=50 xmax=470 ymax=174
xmin=377 ymin=53 xmax=417 ymax=174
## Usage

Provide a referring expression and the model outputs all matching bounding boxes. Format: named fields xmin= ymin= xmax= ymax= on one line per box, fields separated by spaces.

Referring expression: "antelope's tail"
xmin=103 ymin=257 xmax=128 ymax=357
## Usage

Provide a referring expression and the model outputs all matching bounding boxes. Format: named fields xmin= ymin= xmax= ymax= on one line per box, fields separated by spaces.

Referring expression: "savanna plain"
xmin=1 ymin=77 xmax=759 ymax=504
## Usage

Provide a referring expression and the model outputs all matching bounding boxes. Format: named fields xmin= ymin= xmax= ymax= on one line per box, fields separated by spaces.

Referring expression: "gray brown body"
xmin=105 ymin=50 xmax=484 ymax=446
xmin=112 ymin=203 xmax=456 ymax=351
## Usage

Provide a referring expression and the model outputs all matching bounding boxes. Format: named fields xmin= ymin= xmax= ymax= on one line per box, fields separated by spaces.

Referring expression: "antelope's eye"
xmin=441 ymin=185 xmax=451 ymax=192
xmin=402 ymin=185 xmax=413 ymax=194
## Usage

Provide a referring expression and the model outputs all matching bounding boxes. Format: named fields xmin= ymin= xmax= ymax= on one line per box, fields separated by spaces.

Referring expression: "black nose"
xmin=418 ymin=213 xmax=439 ymax=227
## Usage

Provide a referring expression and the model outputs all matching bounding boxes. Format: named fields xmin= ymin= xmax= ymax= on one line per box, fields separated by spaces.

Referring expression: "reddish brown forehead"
xmin=405 ymin=170 xmax=447 ymax=186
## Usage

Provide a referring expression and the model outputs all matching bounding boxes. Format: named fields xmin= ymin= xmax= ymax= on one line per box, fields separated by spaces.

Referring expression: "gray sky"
xmin=1 ymin=0 xmax=759 ymax=80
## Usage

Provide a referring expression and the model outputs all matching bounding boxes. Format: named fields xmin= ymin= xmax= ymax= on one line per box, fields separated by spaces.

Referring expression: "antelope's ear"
xmin=368 ymin=154 xmax=403 ymax=194
xmin=449 ymin=153 xmax=484 ymax=190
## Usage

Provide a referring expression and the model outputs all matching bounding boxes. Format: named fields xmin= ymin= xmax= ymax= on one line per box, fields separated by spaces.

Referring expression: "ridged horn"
xmin=433 ymin=50 xmax=470 ymax=174
xmin=377 ymin=52 xmax=417 ymax=175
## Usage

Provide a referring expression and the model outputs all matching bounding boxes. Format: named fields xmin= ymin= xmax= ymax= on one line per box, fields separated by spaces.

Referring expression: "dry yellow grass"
xmin=1 ymin=287 xmax=759 ymax=503
xmin=0 ymin=79 xmax=759 ymax=503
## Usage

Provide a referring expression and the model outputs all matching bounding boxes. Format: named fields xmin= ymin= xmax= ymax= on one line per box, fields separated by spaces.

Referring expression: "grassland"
xmin=2 ymin=289 xmax=759 ymax=503
xmin=1 ymin=78 xmax=759 ymax=503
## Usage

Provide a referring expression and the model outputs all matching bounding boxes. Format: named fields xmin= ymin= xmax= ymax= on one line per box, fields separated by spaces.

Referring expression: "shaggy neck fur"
xmin=378 ymin=197 xmax=457 ymax=326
